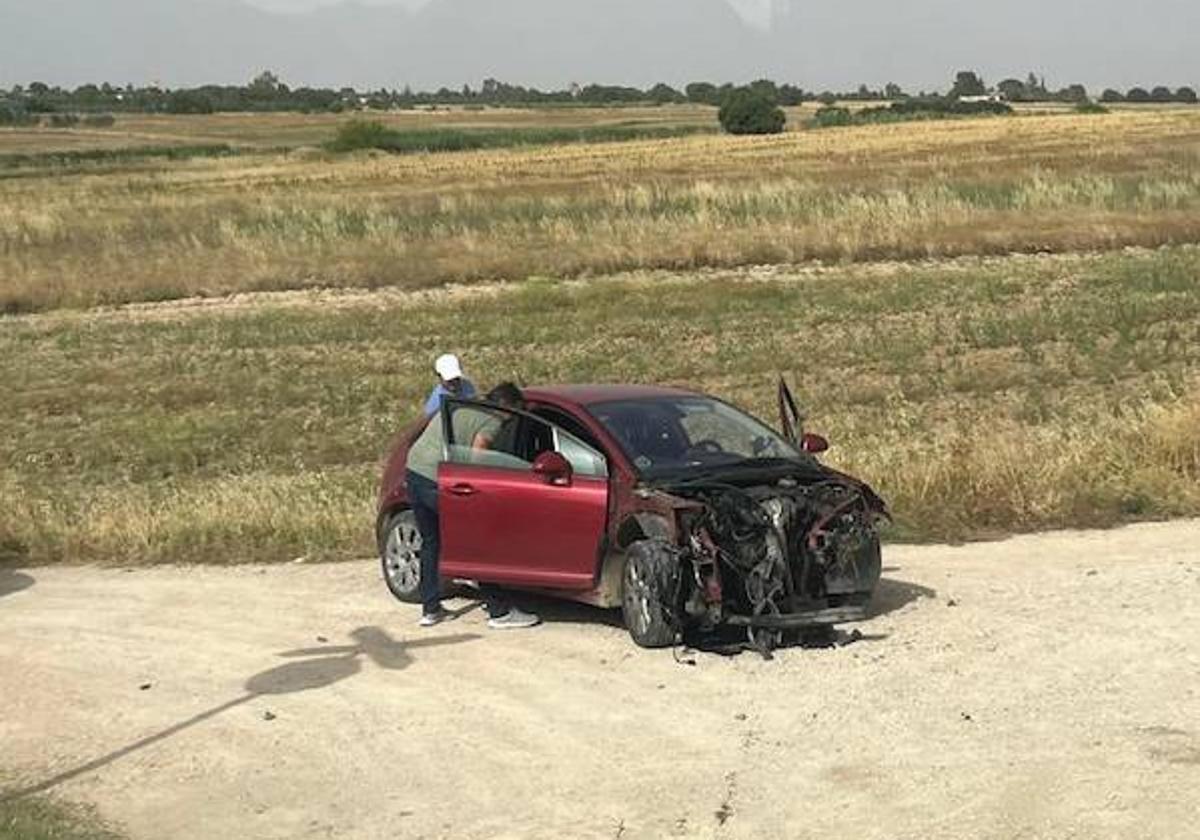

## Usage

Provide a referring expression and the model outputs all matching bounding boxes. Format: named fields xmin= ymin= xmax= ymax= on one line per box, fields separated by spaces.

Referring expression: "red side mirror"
xmin=532 ymin=451 xmax=573 ymax=486
xmin=801 ymin=433 xmax=830 ymax=455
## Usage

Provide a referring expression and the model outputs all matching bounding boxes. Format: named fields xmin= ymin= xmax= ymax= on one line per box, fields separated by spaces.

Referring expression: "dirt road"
xmin=2 ymin=521 xmax=1198 ymax=840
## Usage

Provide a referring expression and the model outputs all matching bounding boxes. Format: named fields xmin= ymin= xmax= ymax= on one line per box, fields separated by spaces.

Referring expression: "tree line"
xmin=2 ymin=70 xmax=1196 ymax=124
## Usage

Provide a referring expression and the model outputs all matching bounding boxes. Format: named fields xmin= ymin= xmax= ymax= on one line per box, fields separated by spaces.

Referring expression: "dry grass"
xmin=2 ymin=247 xmax=1198 ymax=565
xmin=3 ymin=109 xmax=1200 ymax=313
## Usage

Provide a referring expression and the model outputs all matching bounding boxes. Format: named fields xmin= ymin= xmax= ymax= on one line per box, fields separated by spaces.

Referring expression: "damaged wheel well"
xmin=616 ymin=513 xmax=675 ymax=550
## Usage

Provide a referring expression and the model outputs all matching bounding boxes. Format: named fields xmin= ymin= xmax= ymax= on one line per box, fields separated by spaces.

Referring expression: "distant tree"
xmin=817 ymin=91 xmax=837 ymax=106
xmin=950 ymin=70 xmax=987 ymax=99
xmin=718 ymin=88 xmax=786 ymax=135
xmin=648 ymin=83 xmax=684 ymax=104
xmin=1126 ymin=87 xmax=1151 ymax=103
xmin=996 ymin=79 xmax=1026 ymax=101
xmin=1056 ymin=84 xmax=1088 ymax=103
xmin=747 ymin=79 xmax=780 ymax=104
xmin=166 ymin=90 xmax=214 ymax=114
xmin=1100 ymin=88 xmax=1125 ymax=103
xmin=1175 ymin=86 xmax=1198 ymax=104
xmin=250 ymin=71 xmax=283 ymax=93
xmin=777 ymin=84 xmax=807 ymax=106
xmin=685 ymin=82 xmax=720 ymax=105
xmin=1150 ymin=86 xmax=1174 ymax=102
xmin=884 ymin=82 xmax=905 ymax=100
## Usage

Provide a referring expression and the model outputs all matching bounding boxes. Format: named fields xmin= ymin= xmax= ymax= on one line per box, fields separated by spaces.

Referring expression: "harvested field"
xmin=3 ymin=109 xmax=1199 ymax=313
xmin=2 ymin=247 xmax=1198 ymax=565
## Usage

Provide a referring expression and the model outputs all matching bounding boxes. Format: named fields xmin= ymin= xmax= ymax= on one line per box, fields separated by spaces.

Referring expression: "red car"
xmin=376 ymin=382 xmax=888 ymax=652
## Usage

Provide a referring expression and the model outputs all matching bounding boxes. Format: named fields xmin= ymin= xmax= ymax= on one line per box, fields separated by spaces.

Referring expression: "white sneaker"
xmin=419 ymin=608 xmax=449 ymax=627
xmin=487 ymin=609 xmax=540 ymax=630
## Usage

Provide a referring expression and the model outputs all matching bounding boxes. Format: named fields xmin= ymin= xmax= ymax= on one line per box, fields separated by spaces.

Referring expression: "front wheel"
xmin=622 ymin=540 xmax=680 ymax=649
xmin=380 ymin=509 xmax=423 ymax=604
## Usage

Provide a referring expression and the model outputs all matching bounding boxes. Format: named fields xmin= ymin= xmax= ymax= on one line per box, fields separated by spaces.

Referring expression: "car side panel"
xmin=438 ymin=462 xmax=608 ymax=589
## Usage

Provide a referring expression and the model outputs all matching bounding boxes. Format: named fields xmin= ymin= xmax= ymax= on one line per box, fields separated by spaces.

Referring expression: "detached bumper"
xmin=725 ymin=604 xmax=867 ymax=629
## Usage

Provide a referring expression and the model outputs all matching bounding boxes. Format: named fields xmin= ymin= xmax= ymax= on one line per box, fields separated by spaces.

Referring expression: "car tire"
xmin=622 ymin=540 xmax=680 ymax=649
xmin=379 ymin=509 xmax=423 ymax=604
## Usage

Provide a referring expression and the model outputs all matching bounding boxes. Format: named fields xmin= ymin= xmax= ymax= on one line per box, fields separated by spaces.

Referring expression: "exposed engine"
xmin=662 ymin=470 xmax=887 ymax=655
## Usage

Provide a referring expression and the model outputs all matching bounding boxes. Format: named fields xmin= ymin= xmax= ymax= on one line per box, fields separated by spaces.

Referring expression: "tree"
xmin=648 ymin=83 xmax=684 ymax=104
xmin=685 ymin=82 xmax=720 ymax=105
xmin=1126 ymin=87 xmax=1151 ymax=103
xmin=1056 ymin=84 xmax=1088 ymax=103
xmin=884 ymin=82 xmax=905 ymax=100
xmin=817 ymin=91 xmax=837 ymax=106
xmin=718 ymin=88 xmax=786 ymax=135
xmin=997 ymin=79 xmax=1026 ymax=101
xmin=1175 ymin=86 xmax=1198 ymax=104
xmin=250 ymin=71 xmax=283 ymax=93
xmin=1150 ymin=86 xmax=1174 ymax=102
xmin=1100 ymin=89 xmax=1125 ymax=103
xmin=166 ymin=90 xmax=214 ymax=114
xmin=950 ymin=70 xmax=987 ymax=99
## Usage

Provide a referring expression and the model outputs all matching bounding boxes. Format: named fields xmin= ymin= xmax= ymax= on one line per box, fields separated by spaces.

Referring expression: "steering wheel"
xmin=687 ymin=439 xmax=725 ymax=455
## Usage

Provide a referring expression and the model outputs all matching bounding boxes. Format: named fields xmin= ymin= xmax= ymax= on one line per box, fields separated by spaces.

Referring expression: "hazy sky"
xmin=3 ymin=0 xmax=1196 ymax=90
xmin=247 ymin=0 xmax=773 ymax=27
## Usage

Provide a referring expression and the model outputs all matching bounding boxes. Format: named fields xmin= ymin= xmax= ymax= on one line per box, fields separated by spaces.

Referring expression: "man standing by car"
xmin=423 ymin=353 xmax=475 ymax=417
xmin=406 ymin=367 xmax=540 ymax=630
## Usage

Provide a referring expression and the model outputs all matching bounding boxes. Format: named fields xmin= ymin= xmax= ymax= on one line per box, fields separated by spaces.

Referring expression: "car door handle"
xmin=448 ymin=483 xmax=478 ymax=497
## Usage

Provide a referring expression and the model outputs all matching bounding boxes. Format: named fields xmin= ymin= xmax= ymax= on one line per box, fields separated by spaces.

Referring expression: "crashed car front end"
xmin=645 ymin=460 xmax=888 ymax=652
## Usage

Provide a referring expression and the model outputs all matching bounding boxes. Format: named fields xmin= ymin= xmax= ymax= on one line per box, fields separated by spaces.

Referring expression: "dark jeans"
xmin=406 ymin=470 xmax=443 ymax=616
xmin=405 ymin=470 xmax=512 ymax=620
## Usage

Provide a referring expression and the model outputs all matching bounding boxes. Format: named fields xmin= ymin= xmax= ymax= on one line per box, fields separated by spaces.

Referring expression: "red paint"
xmin=438 ymin=463 xmax=608 ymax=589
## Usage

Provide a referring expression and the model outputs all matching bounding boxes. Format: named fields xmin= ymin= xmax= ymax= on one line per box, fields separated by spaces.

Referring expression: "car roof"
xmin=524 ymin=384 xmax=702 ymax=406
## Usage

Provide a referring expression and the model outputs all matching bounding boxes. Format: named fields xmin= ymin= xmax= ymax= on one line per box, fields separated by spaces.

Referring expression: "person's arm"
xmin=423 ymin=386 xmax=443 ymax=418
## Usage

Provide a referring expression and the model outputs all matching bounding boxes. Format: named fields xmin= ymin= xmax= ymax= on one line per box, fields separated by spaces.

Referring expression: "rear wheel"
xmin=622 ymin=540 xmax=680 ymax=648
xmin=380 ymin=509 xmax=422 ymax=604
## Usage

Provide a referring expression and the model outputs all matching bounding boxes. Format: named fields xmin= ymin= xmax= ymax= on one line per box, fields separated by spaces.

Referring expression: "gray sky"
xmin=247 ymin=0 xmax=772 ymax=27
xmin=2 ymin=0 xmax=1197 ymax=91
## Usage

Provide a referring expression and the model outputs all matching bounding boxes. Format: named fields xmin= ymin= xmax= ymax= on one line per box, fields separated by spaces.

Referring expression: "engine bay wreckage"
xmin=621 ymin=383 xmax=890 ymax=657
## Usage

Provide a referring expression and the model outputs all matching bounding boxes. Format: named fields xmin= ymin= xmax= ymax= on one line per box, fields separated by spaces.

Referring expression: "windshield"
xmin=587 ymin=396 xmax=800 ymax=478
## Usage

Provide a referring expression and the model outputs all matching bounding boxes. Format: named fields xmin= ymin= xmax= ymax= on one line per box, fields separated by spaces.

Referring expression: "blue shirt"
xmin=423 ymin=379 xmax=476 ymax=417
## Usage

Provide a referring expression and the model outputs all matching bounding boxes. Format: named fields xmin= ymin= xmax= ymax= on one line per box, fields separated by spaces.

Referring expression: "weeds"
xmin=2 ymin=247 xmax=1198 ymax=564
xmin=2 ymin=109 xmax=1199 ymax=313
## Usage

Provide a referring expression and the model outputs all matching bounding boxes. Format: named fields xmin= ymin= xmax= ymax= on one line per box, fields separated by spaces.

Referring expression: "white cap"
xmin=434 ymin=353 xmax=463 ymax=381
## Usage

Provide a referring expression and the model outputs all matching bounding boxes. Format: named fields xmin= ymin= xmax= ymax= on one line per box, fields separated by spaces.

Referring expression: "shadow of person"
xmin=245 ymin=626 xmax=472 ymax=695
xmin=0 ymin=568 xmax=34 ymax=599
xmin=868 ymin=575 xmax=938 ymax=619
xmin=3 ymin=626 xmax=479 ymax=801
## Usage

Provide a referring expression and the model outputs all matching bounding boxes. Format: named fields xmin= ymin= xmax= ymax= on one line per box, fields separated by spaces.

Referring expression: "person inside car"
xmin=405 ymin=367 xmax=540 ymax=630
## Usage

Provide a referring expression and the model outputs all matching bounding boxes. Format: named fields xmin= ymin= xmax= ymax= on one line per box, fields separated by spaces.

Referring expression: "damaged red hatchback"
xmin=377 ymin=381 xmax=888 ymax=652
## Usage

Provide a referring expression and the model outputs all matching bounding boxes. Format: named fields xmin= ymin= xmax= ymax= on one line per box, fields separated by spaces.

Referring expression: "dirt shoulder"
xmin=2 ymin=520 xmax=1199 ymax=839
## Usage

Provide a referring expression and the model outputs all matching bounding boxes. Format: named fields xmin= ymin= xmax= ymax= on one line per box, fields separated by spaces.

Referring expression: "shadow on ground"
xmin=0 ymin=568 xmax=34 ymax=600
xmin=458 ymin=573 xmax=936 ymax=643
xmin=2 ymin=626 xmax=480 ymax=802
xmin=869 ymin=575 xmax=938 ymax=618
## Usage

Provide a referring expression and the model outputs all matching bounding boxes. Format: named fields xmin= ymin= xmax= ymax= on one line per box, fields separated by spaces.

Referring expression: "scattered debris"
xmin=734 ymin=713 xmax=747 ymax=721
xmin=263 ymin=710 xmax=277 ymax=721
xmin=316 ymin=635 xmax=328 ymax=643
xmin=1086 ymin=570 xmax=1098 ymax=577
xmin=946 ymin=598 xmax=959 ymax=607
xmin=138 ymin=683 xmax=152 ymax=691
xmin=714 ymin=772 xmax=737 ymax=826
xmin=961 ymin=712 xmax=973 ymax=722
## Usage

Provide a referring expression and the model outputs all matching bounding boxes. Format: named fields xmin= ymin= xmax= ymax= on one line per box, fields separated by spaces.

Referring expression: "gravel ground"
xmin=2 ymin=520 xmax=1198 ymax=839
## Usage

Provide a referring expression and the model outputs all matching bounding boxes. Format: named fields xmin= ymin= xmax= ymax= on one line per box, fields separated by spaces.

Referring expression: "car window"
xmin=444 ymin=402 xmax=557 ymax=471
xmin=554 ymin=428 xmax=608 ymax=478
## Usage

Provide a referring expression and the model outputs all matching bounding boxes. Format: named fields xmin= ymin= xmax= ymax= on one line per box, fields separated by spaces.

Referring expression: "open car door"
xmin=778 ymin=376 xmax=804 ymax=445
xmin=435 ymin=399 xmax=609 ymax=590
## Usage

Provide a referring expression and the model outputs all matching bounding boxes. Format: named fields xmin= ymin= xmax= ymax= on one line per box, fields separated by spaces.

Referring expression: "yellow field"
xmin=3 ymin=108 xmax=1199 ymax=313
xmin=2 ymin=107 xmax=1199 ymax=566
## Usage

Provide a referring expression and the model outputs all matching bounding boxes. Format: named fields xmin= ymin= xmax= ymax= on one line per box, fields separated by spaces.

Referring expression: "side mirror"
xmin=801 ymin=433 xmax=830 ymax=455
xmin=532 ymin=451 xmax=573 ymax=486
